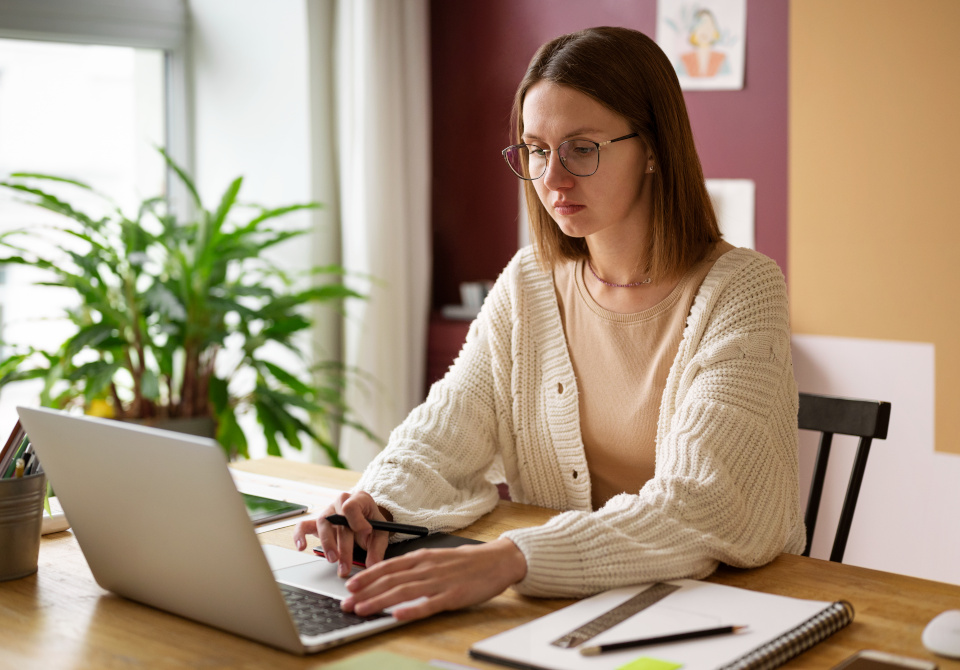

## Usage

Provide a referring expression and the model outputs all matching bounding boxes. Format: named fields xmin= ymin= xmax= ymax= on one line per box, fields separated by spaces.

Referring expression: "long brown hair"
xmin=513 ymin=27 xmax=721 ymax=279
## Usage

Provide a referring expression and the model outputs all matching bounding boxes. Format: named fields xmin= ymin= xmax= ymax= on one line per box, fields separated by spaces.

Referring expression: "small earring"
xmin=648 ymin=165 xmax=655 ymax=172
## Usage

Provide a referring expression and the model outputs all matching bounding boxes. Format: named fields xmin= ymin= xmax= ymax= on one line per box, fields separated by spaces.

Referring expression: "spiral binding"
xmin=718 ymin=600 xmax=855 ymax=670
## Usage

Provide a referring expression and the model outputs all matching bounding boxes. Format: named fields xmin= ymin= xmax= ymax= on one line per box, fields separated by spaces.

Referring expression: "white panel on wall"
xmin=792 ymin=334 xmax=960 ymax=585
xmin=705 ymin=178 xmax=754 ymax=249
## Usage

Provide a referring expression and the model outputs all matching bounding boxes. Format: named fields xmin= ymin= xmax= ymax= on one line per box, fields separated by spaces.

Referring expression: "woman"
xmin=294 ymin=26 xmax=806 ymax=621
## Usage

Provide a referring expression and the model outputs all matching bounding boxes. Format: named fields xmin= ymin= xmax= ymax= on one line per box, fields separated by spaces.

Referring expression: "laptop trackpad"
xmin=262 ymin=544 xmax=324 ymax=571
xmin=272 ymin=555 xmax=359 ymax=600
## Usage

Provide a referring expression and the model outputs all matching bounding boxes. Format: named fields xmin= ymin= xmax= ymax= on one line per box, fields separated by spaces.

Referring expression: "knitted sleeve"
xmin=353 ymin=268 xmax=515 ymax=532
xmin=501 ymin=254 xmax=806 ymax=597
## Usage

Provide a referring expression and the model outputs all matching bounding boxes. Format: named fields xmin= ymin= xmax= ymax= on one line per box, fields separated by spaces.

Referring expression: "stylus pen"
xmin=325 ymin=514 xmax=429 ymax=537
xmin=579 ymin=625 xmax=748 ymax=656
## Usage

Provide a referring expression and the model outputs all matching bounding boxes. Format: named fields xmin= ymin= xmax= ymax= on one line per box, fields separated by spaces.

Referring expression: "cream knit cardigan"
xmin=357 ymin=245 xmax=807 ymax=598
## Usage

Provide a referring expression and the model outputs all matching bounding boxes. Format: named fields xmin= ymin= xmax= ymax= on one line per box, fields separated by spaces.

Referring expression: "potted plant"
xmin=0 ymin=149 xmax=371 ymax=467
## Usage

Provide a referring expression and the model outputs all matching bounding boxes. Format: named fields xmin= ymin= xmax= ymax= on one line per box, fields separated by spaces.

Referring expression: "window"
xmin=0 ymin=38 xmax=168 ymax=426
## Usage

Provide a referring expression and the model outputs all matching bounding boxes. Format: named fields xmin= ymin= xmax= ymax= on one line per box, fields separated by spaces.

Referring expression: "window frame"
xmin=0 ymin=0 xmax=193 ymax=209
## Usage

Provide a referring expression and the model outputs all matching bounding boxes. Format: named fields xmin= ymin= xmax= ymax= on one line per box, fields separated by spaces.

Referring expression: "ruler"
xmin=550 ymin=582 xmax=682 ymax=648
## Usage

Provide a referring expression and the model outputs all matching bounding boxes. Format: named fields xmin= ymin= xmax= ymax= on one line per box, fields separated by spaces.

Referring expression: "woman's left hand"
xmin=340 ymin=537 xmax=527 ymax=621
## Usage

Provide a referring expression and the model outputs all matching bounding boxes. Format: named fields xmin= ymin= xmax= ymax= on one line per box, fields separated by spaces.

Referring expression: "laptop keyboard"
xmin=279 ymin=582 xmax=388 ymax=637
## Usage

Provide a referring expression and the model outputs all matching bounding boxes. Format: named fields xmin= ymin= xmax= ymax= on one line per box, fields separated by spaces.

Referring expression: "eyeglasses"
xmin=502 ymin=133 xmax=639 ymax=180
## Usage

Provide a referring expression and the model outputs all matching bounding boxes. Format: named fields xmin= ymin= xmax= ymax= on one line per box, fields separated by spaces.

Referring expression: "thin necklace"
xmin=587 ymin=260 xmax=652 ymax=288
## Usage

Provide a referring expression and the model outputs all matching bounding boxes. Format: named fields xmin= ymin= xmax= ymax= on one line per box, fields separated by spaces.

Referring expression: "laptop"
xmin=17 ymin=406 xmax=415 ymax=655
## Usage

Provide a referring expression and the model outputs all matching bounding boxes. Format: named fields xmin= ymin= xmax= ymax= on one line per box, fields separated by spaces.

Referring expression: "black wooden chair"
xmin=799 ymin=392 xmax=892 ymax=563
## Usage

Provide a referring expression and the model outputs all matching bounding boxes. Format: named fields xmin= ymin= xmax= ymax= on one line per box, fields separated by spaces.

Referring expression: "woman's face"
xmin=522 ymin=82 xmax=653 ymax=247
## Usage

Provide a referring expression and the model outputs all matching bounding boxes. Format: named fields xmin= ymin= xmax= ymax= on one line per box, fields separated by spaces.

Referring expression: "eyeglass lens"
xmin=504 ymin=140 xmax=600 ymax=179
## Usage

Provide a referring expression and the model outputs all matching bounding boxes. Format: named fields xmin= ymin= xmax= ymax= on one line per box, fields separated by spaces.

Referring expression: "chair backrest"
xmin=799 ymin=392 xmax=892 ymax=563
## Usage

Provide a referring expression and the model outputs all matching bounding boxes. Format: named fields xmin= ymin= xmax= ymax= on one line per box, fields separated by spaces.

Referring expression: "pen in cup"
xmin=24 ymin=457 xmax=42 ymax=477
xmin=325 ymin=514 xmax=429 ymax=537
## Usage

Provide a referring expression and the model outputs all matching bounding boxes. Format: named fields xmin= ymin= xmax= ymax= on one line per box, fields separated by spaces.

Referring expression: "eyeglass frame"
xmin=501 ymin=132 xmax=641 ymax=180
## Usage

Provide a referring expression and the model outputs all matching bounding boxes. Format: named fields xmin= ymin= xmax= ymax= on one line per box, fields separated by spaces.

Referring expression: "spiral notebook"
xmin=469 ymin=579 xmax=853 ymax=670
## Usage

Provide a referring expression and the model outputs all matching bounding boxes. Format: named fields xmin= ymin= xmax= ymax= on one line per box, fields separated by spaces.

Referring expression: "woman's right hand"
xmin=292 ymin=491 xmax=393 ymax=578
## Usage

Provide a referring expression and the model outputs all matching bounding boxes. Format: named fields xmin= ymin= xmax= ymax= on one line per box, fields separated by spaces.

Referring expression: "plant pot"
xmin=0 ymin=472 xmax=47 ymax=581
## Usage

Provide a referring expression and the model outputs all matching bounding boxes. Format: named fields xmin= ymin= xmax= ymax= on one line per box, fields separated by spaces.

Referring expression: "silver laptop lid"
xmin=17 ymin=406 xmax=304 ymax=653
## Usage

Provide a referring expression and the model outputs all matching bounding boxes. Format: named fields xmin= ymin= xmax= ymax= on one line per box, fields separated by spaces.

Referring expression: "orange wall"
xmin=790 ymin=0 xmax=960 ymax=454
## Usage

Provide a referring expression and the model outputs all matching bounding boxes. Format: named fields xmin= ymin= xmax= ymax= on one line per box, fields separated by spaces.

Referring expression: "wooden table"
xmin=2 ymin=457 xmax=958 ymax=669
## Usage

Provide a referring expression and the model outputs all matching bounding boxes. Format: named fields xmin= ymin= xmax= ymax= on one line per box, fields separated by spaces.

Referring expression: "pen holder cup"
xmin=0 ymin=472 xmax=46 ymax=581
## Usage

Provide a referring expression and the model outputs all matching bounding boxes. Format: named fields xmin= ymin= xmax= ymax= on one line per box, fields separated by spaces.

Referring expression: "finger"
xmin=296 ymin=502 xmax=338 ymax=556
xmin=346 ymin=569 xmax=445 ymax=615
xmin=391 ymin=595 xmax=450 ymax=621
xmin=335 ymin=525 xmax=355 ymax=578
xmin=329 ymin=493 xmax=355 ymax=572
xmin=340 ymin=495 xmax=378 ymax=548
xmin=345 ymin=552 xmax=424 ymax=591
xmin=292 ymin=517 xmax=319 ymax=551
xmin=348 ymin=562 xmax=432 ymax=599
xmin=352 ymin=581 xmax=442 ymax=618
xmin=364 ymin=527 xmax=390 ymax=567
xmin=332 ymin=491 xmax=352 ymax=512
xmin=316 ymin=516 xmax=339 ymax=562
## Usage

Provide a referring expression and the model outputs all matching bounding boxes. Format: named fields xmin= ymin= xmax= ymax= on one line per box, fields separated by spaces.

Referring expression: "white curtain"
xmin=333 ymin=0 xmax=431 ymax=469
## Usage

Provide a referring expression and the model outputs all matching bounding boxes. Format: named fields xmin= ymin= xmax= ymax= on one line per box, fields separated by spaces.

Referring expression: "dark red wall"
xmin=429 ymin=0 xmax=789 ymax=309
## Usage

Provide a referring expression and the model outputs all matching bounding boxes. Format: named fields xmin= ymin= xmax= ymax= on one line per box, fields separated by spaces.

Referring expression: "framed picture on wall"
xmin=656 ymin=0 xmax=747 ymax=90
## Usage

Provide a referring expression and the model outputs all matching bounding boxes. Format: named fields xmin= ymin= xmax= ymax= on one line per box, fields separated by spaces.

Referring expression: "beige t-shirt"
xmin=556 ymin=241 xmax=734 ymax=509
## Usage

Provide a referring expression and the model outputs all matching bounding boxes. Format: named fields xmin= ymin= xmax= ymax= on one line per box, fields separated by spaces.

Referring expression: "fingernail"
xmin=341 ymin=597 xmax=354 ymax=611
xmin=295 ymin=538 xmax=304 ymax=550
xmin=327 ymin=550 xmax=338 ymax=563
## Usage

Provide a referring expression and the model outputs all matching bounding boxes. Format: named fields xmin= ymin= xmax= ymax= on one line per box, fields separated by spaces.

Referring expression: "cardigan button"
xmin=572 ymin=470 xmax=578 ymax=479
xmin=557 ymin=382 xmax=564 ymax=394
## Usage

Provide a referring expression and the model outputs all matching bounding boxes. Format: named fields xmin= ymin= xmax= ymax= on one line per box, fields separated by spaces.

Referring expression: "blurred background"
xmin=0 ymin=0 xmax=957 ymax=585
